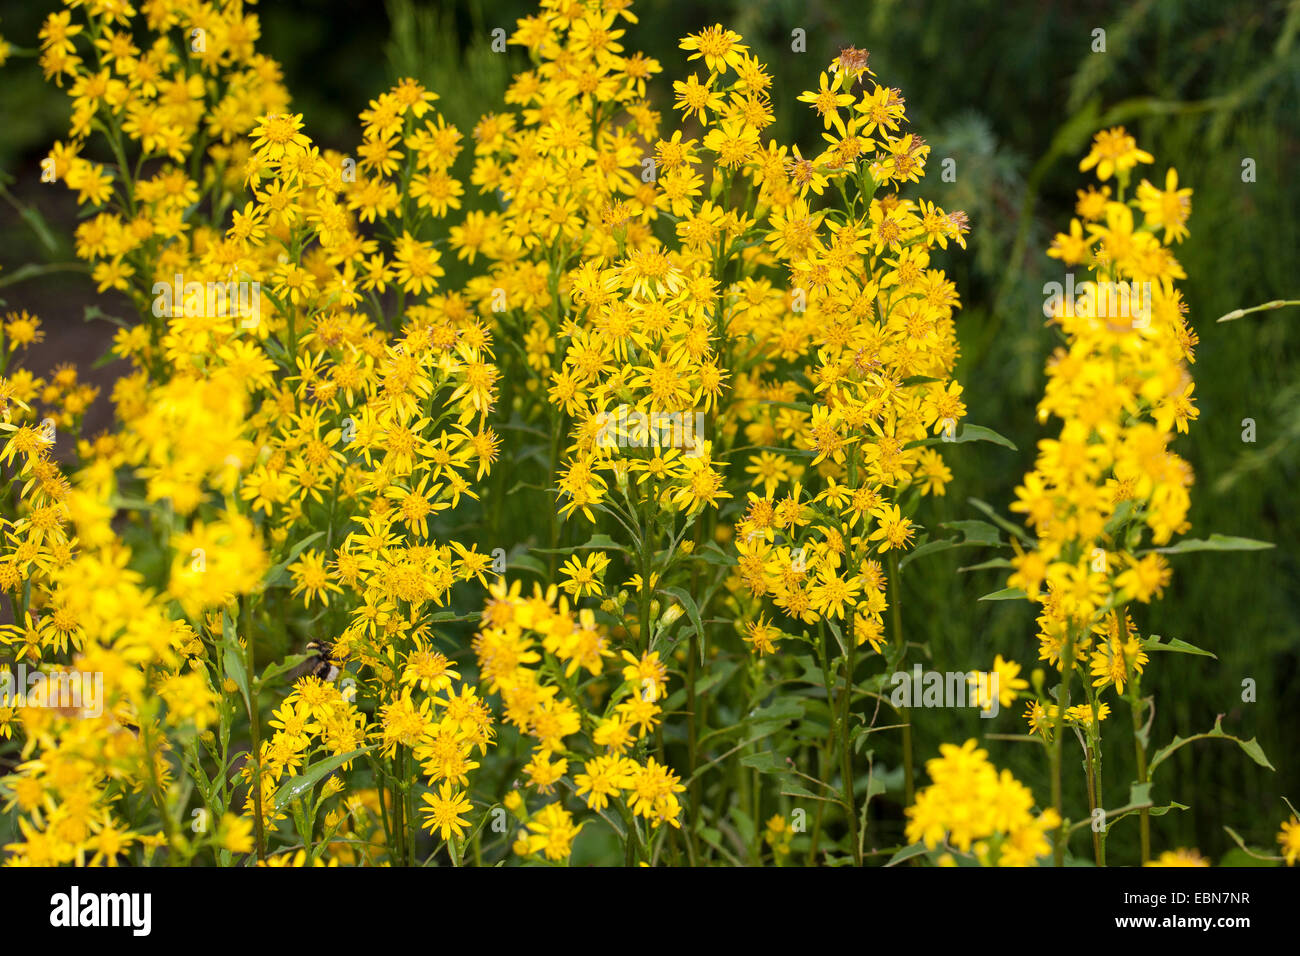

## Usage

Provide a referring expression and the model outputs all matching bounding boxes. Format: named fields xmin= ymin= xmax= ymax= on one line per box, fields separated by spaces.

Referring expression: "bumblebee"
xmin=304 ymin=641 xmax=341 ymax=682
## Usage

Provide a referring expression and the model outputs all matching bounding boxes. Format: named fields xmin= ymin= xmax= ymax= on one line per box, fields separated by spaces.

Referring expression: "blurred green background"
xmin=0 ymin=0 xmax=1296 ymax=864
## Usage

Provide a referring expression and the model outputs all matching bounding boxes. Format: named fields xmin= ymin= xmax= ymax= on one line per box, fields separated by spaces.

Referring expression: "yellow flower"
xmin=679 ymin=25 xmax=748 ymax=74
xmin=1136 ymin=168 xmax=1193 ymax=244
xmin=1078 ymin=126 xmax=1153 ymax=181
xmin=969 ymin=656 xmax=1030 ymax=712
xmin=868 ymin=504 xmax=915 ymax=553
xmin=420 ymin=783 xmax=473 ymax=840
xmin=1279 ymin=816 xmax=1300 ymax=866
xmin=526 ymin=802 xmax=583 ymax=860
xmin=250 ymin=112 xmax=311 ymax=161
xmin=218 ymin=814 xmax=255 ymax=855
xmin=1145 ymin=848 xmax=1210 ymax=867
xmin=797 ymin=71 xmax=855 ymax=133
xmin=559 ymin=551 xmax=610 ymax=599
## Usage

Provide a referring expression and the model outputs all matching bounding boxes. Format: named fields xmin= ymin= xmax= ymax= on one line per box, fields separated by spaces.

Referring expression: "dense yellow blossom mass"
xmin=0 ymin=0 xmax=1284 ymax=870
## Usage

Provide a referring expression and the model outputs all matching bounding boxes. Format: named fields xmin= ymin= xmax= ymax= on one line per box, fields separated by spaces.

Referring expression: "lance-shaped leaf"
xmin=272 ymin=746 xmax=375 ymax=816
xmin=662 ymin=585 xmax=706 ymax=663
xmin=1148 ymin=533 xmax=1274 ymax=555
xmin=221 ymin=609 xmax=251 ymax=713
xmin=1148 ymin=716 xmax=1275 ymax=775
xmin=532 ymin=533 xmax=631 ymax=556
xmin=905 ymin=424 xmax=1017 ymax=451
xmin=1143 ymin=634 xmax=1217 ymax=660
xmin=264 ymin=531 xmax=325 ymax=587
xmin=979 ymin=587 xmax=1029 ymax=602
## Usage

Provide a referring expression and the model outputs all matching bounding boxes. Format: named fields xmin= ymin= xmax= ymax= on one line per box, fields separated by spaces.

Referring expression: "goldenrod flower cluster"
xmin=4 ymin=0 xmax=503 ymax=867
xmin=476 ymin=579 xmax=681 ymax=857
xmin=723 ymin=59 xmax=970 ymax=654
xmin=1012 ymin=126 xmax=1195 ymax=696
xmin=905 ymin=740 xmax=1059 ymax=867
xmin=905 ymin=131 xmax=1208 ymax=868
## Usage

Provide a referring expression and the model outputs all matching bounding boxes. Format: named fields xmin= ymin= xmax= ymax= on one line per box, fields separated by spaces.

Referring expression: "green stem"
xmin=1216 ymin=299 xmax=1300 ymax=323
xmin=1130 ymin=680 xmax=1151 ymax=864
xmin=838 ymin=618 xmax=861 ymax=865
xmin=547 ymin=414 xmax=561 ymax=577
xmin=141 ymin=718 xmax=182 ymax=864
xmin=808 ymin=620 xmax=836 ymax=865
xmin=638 ymin=494 xmax=653 ymax=653
xmin=685 ymin=515 xmax=703 ymax=858
xmin=887 ymin=552 xmax=913 ymax=809
xmin=1051 ymin=632 xmax=1075 ymax=867
xmin=403 ymin=747 xmax=416 ymax=867
xmin=241 ymin=602 xmax=266 ymax=862
xmin=0 ymin=261 xmax=88 ymax=291
xmin=1085 ymin=744 xmax=1102 ymax=865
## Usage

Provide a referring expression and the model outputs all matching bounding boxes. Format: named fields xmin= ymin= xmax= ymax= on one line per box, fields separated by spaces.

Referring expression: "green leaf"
xmin=1143 ymin=634 xmax=1217 ymax=660
xmin=221 ymin=610 xmax=250 ymax=713
xmin=794 ymin=655 xmax=826 ymax=688
xmin=264 ymin=531 xmax=326 ymax=587
xmin=426 ymin=610 xmax=472 ymax=623
xmin=18 ymin=205 xmax=62 ymax=255
xmin=696 ymin=542 xmax=737 ymax=567
xmin=739 ymin=751 xmax=787 ymax=774
xmin=978 ymin=587 xmax=1028 ymax=602
xmin=662 ymin=586 xmax=706 ymax=663
xmin=958 ymin=558 xmax=1014 ymax=573
xmin=696 ymin=826 xmax=742 ymax=865
xmin=865 ymin=775 xmax=888 ymax=801
xmin=661 ymin=660 xmax=738 ymax=712
xmin=967 ymin=497 xmax=1035 ymax=545
xmin=84 ymin=303 xmax=129 ymax=329
xmin=461 ymin=804 xmax=500 ymax=853
xmin=744 ymin=700 xmax=806 ymax=740
xmin=1151 ymin=534 xmax=1275 ymax=555
xmin=897 ymin=535 xmax=958 ymax=569
xmin=1104 ymin=499 xmax=1135 ymax=535
xmin=954 ymin=424 xmax=1018 ymax=450
xmin=758 ymin=400 xmax=814 ymax=414
xmin=272 ymin=746 xmax=374 ymax=816
xmin=1148 ymin=716 xmax=1276 ymax=776
xmin=108 ymin=495 xmax=157 ymax=513
xmin=1221 ymin=826 xmax=1283 ymax=864
xmin=940 ymin=519 xmax=1004 ymax=547
xmin=906 ymin=424 xmax=1017 ymax=451
xmin=731 ymin=806 xmax=757 ymax=849
xmin=1066 ymin=781 xmax=1175 ymax=835
xmin=1092 ymin=785 xmax=1188 ymax=831
xmin=1236 ymin=737 xmax=1275 ymax=771
xmin=92 ymin=342 xmax=125 ymax=370
xmin=885 ymin=842 xmax=930 ymax=866
xmin=504 ymin=480 xmax=549 ymax=496
xmin=826 ymin=618 xmax=847 ymax=658
xmin=507 ymin=553 xmax=547 ymax=577
xmin=256 ymin=654 xmax=310 ymax=688
xmin=899 ymin=520 xmax=1004 ymax=570
xmin=574 ymin=533 xmax=626 ymax=552
xmin=532 ymin=533 xmax=631 ymax=556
